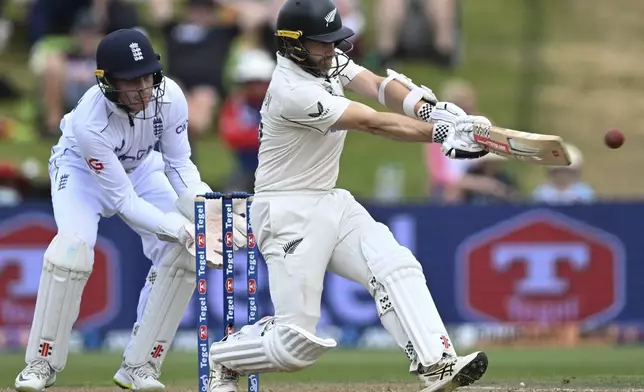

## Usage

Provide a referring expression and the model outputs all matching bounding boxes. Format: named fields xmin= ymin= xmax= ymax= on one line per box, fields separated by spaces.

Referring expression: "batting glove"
xmin=440 ymin=115 xmax=491 ymax=159
xmin=416 ymin=101 xmax=465 ymax=143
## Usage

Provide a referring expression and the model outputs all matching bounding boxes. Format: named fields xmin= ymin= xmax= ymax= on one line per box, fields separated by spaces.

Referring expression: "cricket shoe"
xmin=113 ymin=362 xmax=165 ymax=392
xmin=208 ymin=358 xmax=239 ymax=392
xmin=419 ymin=351 xmax=488 ymax=392
xmin=14 ymin=359 xmax=56 ymax=392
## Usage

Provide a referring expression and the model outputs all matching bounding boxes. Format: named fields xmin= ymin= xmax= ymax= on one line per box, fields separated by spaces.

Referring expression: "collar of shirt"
xmin=276 ymin=53 xmax=322 ymax=81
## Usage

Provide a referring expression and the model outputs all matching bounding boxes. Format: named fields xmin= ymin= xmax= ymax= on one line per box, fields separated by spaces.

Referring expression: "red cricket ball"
xmin=604 ymin=129 xmax=624 ymax=149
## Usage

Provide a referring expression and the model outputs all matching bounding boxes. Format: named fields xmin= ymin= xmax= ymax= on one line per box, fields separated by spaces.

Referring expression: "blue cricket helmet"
xmin=94 ymin=29 xmax=165 ymax=116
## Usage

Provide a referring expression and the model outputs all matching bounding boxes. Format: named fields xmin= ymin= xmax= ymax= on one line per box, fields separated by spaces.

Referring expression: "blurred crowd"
xmin=0 ymin=0 xmax=596 ymax=207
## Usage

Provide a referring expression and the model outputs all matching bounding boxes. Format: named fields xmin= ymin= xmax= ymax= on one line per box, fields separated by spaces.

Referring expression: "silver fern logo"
xmin=283 ymin=238 xmax=303 ymax=257
xmin=324 ymin=8 xmax=337 ymax=26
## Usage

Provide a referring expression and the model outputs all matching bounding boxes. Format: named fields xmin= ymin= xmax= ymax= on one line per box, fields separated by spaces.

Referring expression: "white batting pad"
xmin=210 ymin=320 xmax=336 ymax=374
xmin=26 ymin=233 xmax=93 ymax=371
xmin=368 ymin=275 xmax=414 ymax=351
xmin=123 ymin=244 xmax=195 ymax=368
xmin=361 ymin=223 xmax=456 ymax=368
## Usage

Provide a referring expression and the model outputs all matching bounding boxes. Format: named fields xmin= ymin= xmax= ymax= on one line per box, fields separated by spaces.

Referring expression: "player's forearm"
xmin=118 ymin=193 xmax=167 ymax=234
xmin=381 ymin=78 xmax=427 ymax=116
xmin=348 ymin=71 xmax=429 ymax=117
xmin=121 ymin=193 xmax=192 ymax=246
xmin=164 ymin=159 xmax=202 ymax=193
xmin=367 ymin=112 xmax=435 ymax=142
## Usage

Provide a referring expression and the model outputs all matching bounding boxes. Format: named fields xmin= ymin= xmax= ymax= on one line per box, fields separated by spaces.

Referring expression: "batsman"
xmin=209 ymin=0 xmax=490 ymax=391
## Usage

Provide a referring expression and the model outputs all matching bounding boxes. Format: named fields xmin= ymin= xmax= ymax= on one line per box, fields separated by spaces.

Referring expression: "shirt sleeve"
xmin=159 ymin=85 xmax=202 ymax=193
xmin=280 ymin=84 xmax=351 ymax=135
xmin=335 ymin=48 xmax=365 ymax=87
xmin=74 ymin=125 xmax=166 ymax=234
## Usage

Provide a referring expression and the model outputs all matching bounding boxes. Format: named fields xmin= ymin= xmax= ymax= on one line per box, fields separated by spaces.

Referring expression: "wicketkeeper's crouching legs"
xmin=16 ymin=161 xmax=112 ymax=392
xmin=113 ymin=243 xmax=196 ymax=392
xmin=113 ymin=181 xmax=241 ymax=392
xmin=15 ymin=233 xmax=93 ymax=392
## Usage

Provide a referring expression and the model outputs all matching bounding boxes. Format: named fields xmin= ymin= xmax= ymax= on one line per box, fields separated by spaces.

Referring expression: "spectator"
xmin=532 ymin=144 xmax=595 ymax=204
xmin=371 ymin=0 xmax=461 ymax=69
xmin=445 ymin=153 xmax=520 ymax=204
xmin=35 ymin=11 xmax=102 ymax=137
xmin=150 ymin=0 xmax=243 ymax=153
xmin=0 ymin=160 xmax=46 ymax=206
xmin=0 ymin=116 xmax=14 ymax=141
xmin=218 ymin=49 xmax=275 ymax=192
xmin=0 ymin=0 xmax=12 ymax=53
xmin=425 ymin=78 xmax=479 ymax=201
xmin=27 ymin=0 xmax=140 ymax=48
xmin=0 ymin=162 xmax=23 ymax=207
xmin=217 ymin=1 xmax=278 ymax=54
xmin=0 ymin=0 xmax=18 ymax=102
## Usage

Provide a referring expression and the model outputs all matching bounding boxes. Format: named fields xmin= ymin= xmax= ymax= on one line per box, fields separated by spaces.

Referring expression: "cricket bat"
xmin=471 ymin=124 xmax=572 ymax=166
xmin=384 ymin=69 xmax=572 ymax=166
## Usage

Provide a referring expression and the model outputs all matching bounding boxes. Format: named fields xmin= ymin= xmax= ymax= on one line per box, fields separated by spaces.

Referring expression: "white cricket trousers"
xmin=249 ymin=189 xmax=384 ymax=334
xmin=49 ymin=151 xmax=178 ymax=352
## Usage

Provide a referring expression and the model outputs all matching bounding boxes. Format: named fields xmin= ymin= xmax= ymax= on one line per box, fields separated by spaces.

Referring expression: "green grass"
xmin=0 ymin=0 xmax=531 ymax=199
xmin=2 ymin=347 xmax=644 ymax=388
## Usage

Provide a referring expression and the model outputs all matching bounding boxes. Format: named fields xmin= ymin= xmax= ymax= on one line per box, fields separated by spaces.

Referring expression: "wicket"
xmin=194 ymin=192 xmax=258 ymax=392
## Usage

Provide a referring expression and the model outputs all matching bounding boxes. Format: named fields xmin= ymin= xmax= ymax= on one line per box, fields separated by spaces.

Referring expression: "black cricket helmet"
xmin=94 ymin=29 xmax=165 ymax=118
xmin=276 ymin=0 xmax=355 ymax=78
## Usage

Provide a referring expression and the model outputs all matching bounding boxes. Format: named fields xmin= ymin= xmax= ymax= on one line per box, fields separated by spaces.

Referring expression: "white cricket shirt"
xmin=49 ymin=76 xmax=201 ymax=234
xmin=254 ymin=50 xmax=365 ymax=192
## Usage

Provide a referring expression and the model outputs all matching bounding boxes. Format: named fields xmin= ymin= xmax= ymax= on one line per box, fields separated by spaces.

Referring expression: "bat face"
xmin=472 ymin=124 xmax=572 ymax=166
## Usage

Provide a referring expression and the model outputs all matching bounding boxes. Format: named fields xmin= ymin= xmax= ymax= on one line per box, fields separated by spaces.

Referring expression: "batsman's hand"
xmin=183 ymin=199 xmax=248 ymax=269
xmin=441 ymin=115 xmax=491 ymax=159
